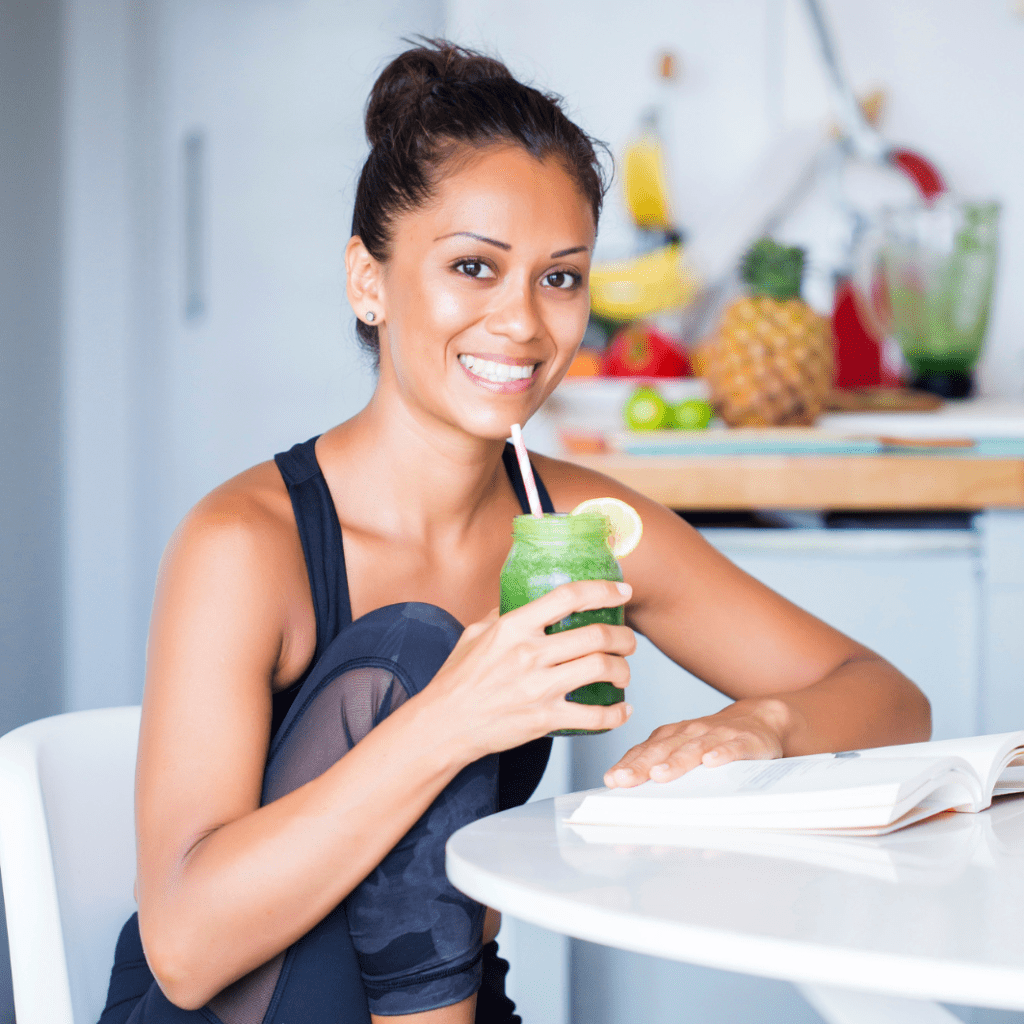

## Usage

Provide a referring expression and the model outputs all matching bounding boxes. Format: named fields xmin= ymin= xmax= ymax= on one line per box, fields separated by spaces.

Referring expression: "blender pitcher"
xmin=856 ymin=199 xmax=1000 ymax=398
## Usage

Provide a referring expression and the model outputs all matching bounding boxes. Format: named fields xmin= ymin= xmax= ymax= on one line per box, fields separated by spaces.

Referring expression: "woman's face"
xmin=371 ymin=144 xmax=595 ymax=441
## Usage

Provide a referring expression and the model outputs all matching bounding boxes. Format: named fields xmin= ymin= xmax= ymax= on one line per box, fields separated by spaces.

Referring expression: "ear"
xmin=345 ymin=236 xmax=386 ymax=325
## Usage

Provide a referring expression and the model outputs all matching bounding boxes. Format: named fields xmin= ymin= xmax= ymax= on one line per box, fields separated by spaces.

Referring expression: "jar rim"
xmin=511 ymin=511 xmax=610 ymax=539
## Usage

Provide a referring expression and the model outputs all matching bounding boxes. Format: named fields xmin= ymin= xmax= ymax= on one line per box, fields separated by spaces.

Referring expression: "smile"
xmin=458 ymin=354 xmax=538 ymax=385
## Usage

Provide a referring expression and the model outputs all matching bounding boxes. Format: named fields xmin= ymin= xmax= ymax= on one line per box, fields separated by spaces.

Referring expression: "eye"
xmin=543 ymin=270 xmax=582 ymax=290
xmin=454 ymin=259 xmax=495 ymax=279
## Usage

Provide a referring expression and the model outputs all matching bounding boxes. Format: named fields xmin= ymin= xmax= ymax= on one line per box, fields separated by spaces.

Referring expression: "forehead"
xmin=412 ymin=144 xmax=596 ymax=247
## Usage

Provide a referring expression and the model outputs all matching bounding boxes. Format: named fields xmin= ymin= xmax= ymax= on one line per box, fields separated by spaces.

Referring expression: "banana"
xmin=589 ymin=243 xmax=700 ymax=321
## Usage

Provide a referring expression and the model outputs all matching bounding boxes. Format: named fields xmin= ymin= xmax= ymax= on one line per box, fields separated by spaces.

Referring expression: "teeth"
xmin=458 ymin=354 xmax=536 ymax=383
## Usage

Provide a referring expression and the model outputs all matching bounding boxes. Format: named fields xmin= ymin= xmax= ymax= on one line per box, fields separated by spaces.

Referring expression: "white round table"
xmin=446 ymin=793 xmax=1024 ymax=1023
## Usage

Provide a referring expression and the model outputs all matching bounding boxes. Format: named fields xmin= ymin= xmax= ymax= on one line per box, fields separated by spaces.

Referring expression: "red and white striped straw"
xmin=509 ymin=423 xmax=544 ymax=518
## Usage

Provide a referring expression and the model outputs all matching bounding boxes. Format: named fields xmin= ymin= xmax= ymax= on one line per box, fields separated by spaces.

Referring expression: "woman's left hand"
xmin=602 ymin=698 xmax=792 ymax=787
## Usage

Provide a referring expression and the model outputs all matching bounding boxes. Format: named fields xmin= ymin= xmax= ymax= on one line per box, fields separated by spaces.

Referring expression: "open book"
xmin=567 ymin=731 xmax=1024 ymax=836
xmin=558 ymin=796 xmax=1024 ymax=884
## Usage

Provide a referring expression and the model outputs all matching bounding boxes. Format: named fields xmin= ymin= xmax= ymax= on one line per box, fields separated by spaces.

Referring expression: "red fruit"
xmin=601 ymin=324 xmax=691 ymax=378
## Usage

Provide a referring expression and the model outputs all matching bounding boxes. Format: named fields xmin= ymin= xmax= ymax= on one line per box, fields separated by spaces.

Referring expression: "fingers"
xmin=603 ymin=722 xmax=783 ymax=787
xmin=513 ymin=579 xmax=632 ymax=633
xmin=553 ymin=699 xmax=633 ymax=736
xmin=537 ymin=621 xmax=636 ymax=666
xmin=547 ymin=650 xmax=631 ymax=698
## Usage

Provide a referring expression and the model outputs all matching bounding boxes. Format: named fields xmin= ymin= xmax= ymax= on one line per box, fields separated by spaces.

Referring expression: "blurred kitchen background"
xmin=3 ymin=1 xmax=1024 ymax=1022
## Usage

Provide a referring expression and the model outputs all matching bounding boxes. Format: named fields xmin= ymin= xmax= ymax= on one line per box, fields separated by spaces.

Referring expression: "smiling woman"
xmin=96 ymin=37 xmax=930 ymax=1024
xmin=346 ymin=143 xmax=596 ymax=443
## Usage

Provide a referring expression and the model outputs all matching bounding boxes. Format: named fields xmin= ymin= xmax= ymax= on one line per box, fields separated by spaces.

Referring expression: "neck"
xmin=319 ymin=386 xmax=517 ymax=544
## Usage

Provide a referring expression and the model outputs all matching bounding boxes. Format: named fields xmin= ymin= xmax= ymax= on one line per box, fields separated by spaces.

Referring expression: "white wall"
xmin=61 ymin=0 xmax=444 ymax=713
xmin=445 ymin=0 xmax=1024 ymax=396
xmin=62 ymin=0 xmax=139 ymax=714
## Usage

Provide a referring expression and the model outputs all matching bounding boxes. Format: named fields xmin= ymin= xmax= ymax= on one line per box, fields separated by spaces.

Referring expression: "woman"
xmin=99 ymin=39 xmax=930 ymax=1024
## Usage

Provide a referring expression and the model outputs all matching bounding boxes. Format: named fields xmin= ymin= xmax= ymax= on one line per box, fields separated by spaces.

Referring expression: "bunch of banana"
xmin=589 ymin=244 xmax=699 ymax=322
xmin=589 ymin=107 xmax=700 ymax=322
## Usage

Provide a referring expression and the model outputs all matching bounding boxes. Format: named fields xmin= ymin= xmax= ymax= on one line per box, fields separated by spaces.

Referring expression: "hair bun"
xmin=365 ymin=39 xmax=512 ymax=148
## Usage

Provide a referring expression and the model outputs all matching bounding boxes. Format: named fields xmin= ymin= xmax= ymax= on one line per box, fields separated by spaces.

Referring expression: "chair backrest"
xmin=0 ymin=707 xmax=141 ymax=1024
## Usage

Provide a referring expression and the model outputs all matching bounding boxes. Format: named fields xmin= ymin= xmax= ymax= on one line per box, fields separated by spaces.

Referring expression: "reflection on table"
xmin=447 ymin=794 xmax=1024 ymax=1015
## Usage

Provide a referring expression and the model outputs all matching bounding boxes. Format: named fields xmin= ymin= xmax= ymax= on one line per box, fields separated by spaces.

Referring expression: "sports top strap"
xmin=274 ymin=437 xmax=350 ymax=662
xmin=274 ymin=437 xmax=555 ymax=662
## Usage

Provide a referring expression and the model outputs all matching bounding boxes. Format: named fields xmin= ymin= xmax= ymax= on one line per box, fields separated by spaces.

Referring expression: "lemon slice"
xmin=571 ymin=497 xmax=643 ymax=558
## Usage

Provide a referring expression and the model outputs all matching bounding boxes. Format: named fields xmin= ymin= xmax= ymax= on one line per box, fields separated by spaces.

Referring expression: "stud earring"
xmin=365 ymin=311 xmax=376 ymax=323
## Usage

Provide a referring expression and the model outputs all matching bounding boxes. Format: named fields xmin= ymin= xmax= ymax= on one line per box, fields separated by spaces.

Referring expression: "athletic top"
xmin=271 ymin=437 xmax=554 ymax=811
xmin=97 ymin=437 xmax=547 ymax=1024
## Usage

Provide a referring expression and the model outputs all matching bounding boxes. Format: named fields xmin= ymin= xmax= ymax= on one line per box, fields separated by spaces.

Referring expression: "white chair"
xmin=0 ymin=707 xmax=141 ymax=1024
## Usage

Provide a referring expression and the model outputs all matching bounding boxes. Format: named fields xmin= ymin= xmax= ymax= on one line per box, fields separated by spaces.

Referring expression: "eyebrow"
xmin=435 ymin=232 xmax=589 ymax=259
xmin=550 ymin=245 xmax=589 ymax=258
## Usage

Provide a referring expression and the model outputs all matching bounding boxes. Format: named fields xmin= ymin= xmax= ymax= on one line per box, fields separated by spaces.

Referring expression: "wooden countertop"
xmin=567 ymin=452 xmax=1024 ymax=510
xmin=548 ymin=389 xmax=1024 ymax=510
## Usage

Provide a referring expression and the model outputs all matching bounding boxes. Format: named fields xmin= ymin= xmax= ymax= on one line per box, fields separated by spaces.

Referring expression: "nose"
xmin=484 ymin=272 xmax=542 ymax=345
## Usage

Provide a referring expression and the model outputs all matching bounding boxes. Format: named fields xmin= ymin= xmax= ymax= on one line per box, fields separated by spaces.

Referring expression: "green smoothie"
xmin=499 ymin=511 xmax=624 ymax=736
xmin=882 ymin=200 xmax=999 ymax=378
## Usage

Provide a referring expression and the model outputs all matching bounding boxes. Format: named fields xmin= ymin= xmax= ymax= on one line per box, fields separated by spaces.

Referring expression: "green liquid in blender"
xmin=500 ymin=512 xmax=624 ymax=737
xmin=883 ymin=201 xmax=999 ymax=380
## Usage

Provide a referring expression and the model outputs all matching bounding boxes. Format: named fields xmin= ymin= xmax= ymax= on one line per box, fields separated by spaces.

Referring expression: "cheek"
xmin=400 ymin=269 xmax=480 ymax=338
xmin=549 ymin=296 xmax=590 ymax=349
xmin=428 ymin=287 xmax=467 ymax=327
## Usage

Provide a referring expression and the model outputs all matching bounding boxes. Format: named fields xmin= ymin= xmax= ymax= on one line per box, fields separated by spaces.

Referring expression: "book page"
xmin=852 ymin=732 xmax=1024 ymax=797
xmin=993 ymin=759 xmax=1024 ymax=796
xmin=566 ymin=755 xmax=977 ymax=830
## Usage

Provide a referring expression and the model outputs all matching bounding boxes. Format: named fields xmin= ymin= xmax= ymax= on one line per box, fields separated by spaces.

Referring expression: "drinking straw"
xmin=509 ymin=423 xmax=544 ymax=518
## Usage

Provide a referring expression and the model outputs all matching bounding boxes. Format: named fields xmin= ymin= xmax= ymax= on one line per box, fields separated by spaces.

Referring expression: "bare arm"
xmin=135 ymin=493 xmax=633 ymax=1009
xmin=533 ymin=455 xmax=932 ymax=786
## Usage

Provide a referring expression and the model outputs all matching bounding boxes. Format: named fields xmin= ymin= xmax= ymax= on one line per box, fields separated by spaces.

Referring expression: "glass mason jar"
xmin=499 ymin=512 xmax=624 ymax=736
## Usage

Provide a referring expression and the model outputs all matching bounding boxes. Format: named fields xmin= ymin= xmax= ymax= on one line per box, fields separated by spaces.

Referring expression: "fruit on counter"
xmin=565 ymin=349 xmax=602 ymax=377
xmin=671 ymin=397 xmax=714 ymax=430
xmin=701 ymin=238 xmax=832 ymax=427
xmin=623 ymin=386 xmax=671 ymax=431
xmin=589 ymin=244 xmax=700 ymax=322
xmin=602 ymin=322 xmax=691 ymax=378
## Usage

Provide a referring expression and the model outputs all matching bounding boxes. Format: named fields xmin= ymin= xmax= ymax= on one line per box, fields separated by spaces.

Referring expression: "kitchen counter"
xmin=544 ymin=390 xmax=1024 ymax=510
xmin=566 ymin=450 xmax=1024 ymax=509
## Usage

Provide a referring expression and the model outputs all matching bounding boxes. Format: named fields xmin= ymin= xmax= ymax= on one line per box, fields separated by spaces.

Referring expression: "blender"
xmin=858 ymin=199 xmax=1000 ymax=398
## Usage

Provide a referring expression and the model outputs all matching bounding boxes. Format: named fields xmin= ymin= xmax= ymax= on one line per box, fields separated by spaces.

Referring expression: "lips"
xmin=458 ymin=354 xmax=538 ymax=387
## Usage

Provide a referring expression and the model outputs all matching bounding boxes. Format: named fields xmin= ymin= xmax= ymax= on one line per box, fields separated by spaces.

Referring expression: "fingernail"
xmin=615 ymin=767 xmax=634 ymax=780
xmin=704 ymin=750 xmax=721 ymax=762
xmin=615 ymin=582 xmax=632 ymax=596
xmin=651 ymin=762 xmax=670 ymax=775
xmin=624 ymin=703 xmax=633 ymax=717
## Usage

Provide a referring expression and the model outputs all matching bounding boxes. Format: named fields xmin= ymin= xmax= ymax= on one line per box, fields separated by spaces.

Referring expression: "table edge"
xmin=446 ymin=814 xmax=1024 ymax=1012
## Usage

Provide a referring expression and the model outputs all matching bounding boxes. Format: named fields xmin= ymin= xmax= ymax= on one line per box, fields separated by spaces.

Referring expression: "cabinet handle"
xmin=183 ymin=131 xmax=205 ymax=321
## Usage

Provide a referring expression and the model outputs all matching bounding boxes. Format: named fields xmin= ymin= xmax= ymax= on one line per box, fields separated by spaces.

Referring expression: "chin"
xmin=457 ymin=407 xmax=536 ymax=443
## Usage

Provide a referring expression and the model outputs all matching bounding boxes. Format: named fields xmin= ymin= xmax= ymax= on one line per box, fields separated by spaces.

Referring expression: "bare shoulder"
xmin=166 ymin=460 xmax=298 ymax=572
xmin=529 ymin=450 xmax=726 ymax=615
xmin=151 ymin=459 xmax=312 ymax=689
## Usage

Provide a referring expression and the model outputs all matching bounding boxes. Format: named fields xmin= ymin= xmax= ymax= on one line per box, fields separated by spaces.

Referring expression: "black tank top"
xmin=272 ymin=437 xmax=554 ymax=810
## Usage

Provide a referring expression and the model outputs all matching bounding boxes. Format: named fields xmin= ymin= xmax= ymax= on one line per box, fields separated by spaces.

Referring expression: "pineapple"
xmin=702 ymin=239 xmax=832 ymax=427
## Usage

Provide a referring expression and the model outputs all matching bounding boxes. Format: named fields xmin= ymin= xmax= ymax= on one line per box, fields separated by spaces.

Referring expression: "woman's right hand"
xmin=425 ymin=580 xmax=636 ymax=758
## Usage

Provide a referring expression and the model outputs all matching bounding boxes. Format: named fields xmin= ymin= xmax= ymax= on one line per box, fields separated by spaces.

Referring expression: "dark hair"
xmin=351 ymin=39 xmax=610 ymax=358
